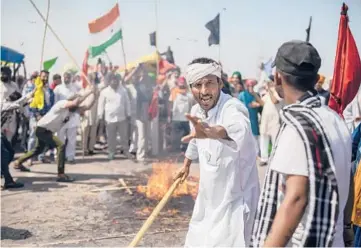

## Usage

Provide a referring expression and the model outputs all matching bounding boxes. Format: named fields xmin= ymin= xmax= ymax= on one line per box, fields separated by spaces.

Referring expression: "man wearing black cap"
xmin=1 ymin=67 xmax=21 ymax=142
xmin=252 ymin=41 xmax=352 ymax=247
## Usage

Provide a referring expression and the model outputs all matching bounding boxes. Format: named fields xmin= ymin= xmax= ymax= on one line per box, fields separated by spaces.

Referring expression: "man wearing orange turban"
xmin=315 ymin=74 xmax=330 ymax=105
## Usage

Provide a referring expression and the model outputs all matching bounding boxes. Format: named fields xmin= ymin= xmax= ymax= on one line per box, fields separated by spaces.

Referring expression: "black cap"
xmin=272 ymin=40 xmax=321 ymax=77
xmin=1 ymin=66 xmax=12 ymax=76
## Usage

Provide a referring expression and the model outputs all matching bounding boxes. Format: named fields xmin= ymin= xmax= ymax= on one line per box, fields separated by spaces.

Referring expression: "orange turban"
xmin=318 ymin=74 xmax=326 ymax=85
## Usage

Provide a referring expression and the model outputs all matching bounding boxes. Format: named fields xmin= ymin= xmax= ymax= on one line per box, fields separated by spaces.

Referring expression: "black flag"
xmin=149 ymin=31 xmax=156 ymax=47
xmin=205 ymin=13 xmax=220 ymax=46
xmin=306 ymin=16 xmax=312 ymax=42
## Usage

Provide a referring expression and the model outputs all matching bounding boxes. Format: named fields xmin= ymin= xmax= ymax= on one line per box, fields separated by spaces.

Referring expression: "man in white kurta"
xmin=175 ymin=58 xmax=260 ymax=247
xmin=54 ymin=71 xmax=80 ymax=163
xmin=80 ymin=74 xmax=98 ymax=155
xmin=98 ymin=74 xmax=131 ymax=160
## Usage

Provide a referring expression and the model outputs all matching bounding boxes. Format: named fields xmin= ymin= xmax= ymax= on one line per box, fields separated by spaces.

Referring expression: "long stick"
xmin=40 ymin=0 xmax=50 ymax=70
xmin=28 ymin=0 xmax=91 ymax=86
xmin=90 ymin=185 xmax=139 ymax=192
xmin=120 ymin=39 xmax=127 ymax=70
xmin=155 ymin=0 xmax=159 ymax=76
xmin=118 ymin=178 xmax=133 ymax=195
xmin=128 ymin=178 xmax=181 ymax=247
xmin=117 ymin=2 xmax=127 ymax=69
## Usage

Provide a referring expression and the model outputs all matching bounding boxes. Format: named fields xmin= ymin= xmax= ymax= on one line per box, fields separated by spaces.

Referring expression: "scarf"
xmin=29 ymin=77 xmax=44 ymax=110
xmin=185 ymin=62 xmax=222 ymax=85
xmin=251 ymin=91 xmax=339 ymax=247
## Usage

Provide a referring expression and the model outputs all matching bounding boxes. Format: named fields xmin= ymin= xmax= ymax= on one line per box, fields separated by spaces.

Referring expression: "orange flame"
xmin=137 ymin=162 xmax=198 ymax=200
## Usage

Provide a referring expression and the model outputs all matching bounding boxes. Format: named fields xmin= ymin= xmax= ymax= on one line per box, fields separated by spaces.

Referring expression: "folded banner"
xmin=43 ymin=57 xmax=58 ymax=71
xmin=150 ymin=31 xmax=156 ymax=47
xmin=205 ymin=13 xmax=220 ymax=46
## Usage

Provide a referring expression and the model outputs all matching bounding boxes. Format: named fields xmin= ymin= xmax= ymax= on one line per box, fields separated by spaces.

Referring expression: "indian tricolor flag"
xmin=88 ymin=3 xmax=122 ymax=58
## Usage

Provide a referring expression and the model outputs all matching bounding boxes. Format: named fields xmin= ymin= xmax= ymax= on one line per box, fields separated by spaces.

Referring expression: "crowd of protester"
xmin=1 ymin=49 xmax=360 ymax=245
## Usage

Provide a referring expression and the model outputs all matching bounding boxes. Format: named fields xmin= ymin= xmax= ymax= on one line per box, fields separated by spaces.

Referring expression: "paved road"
xmin=1 ymin=152 xmax=267 ymax=247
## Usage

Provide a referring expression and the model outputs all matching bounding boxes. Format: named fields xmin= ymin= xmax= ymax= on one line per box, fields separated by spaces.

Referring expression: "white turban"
xmin=185 ymin=62 xmax=222 ymax=85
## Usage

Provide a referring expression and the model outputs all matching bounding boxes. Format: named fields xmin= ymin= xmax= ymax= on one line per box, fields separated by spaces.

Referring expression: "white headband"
xmin=185 ymin=62 xmax=222 ymax=85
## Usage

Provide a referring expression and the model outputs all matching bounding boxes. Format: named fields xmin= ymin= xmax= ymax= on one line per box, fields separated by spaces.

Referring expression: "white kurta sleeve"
xmin=185 ymin=105 xmax=199 ymax=160
xmin=97 ymin=90 xmax=106 ymax=120
xmin=123 ymin=90 xmax=131 ymax=118
xmin=54 ymin=87 xmax=61 ymax=103
xmin=185 ymin=138 xmax=198 ymax=160
xmin=218 ymin=100 xmax=251 ymax=152
xmin=343 ymin=100 xmax=355 ymax=130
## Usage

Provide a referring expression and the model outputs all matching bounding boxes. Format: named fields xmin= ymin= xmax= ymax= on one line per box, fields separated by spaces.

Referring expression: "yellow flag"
xmin=29 ymin=77 xmax=45 ymax=110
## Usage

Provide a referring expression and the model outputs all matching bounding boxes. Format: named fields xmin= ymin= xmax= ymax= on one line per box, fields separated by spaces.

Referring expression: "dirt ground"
xmin=1 ymin=151 xmax=266 ymax=247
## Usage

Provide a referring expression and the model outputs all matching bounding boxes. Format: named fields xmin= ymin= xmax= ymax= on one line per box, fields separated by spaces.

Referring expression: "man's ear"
xmin=275 ymin=71 xmax=282 ymax=86
xmin=218 ymin=78 xmax=224 ymax=88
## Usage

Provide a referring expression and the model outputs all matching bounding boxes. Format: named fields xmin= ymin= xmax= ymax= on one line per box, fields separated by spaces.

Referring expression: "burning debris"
xmin=136 ymin=162 xmax=199 ymax=200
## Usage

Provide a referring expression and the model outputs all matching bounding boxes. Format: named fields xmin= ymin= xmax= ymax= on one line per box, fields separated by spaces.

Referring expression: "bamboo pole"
xmin=28 ymin=0 xmax=91 ymax=86
xmin=118 ymin=178 xmax=133 ymax=195
xmin=90 ymin=185 xmax=139 ymax=193
xmin=128 ymin=178 xmax=181 ymax=247
xmin=117 ymin=2 xmax=127 ymax=69
xmin=29 ymin=0 xmax=92 ymax=160
xmin=40 ymin=0 xmax=50 ymax=70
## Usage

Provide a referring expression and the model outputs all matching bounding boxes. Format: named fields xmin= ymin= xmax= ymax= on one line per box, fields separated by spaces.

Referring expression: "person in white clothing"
xmin=123 ymin=67 xmax=141 ymax=155
xmin=14 ymin=86 xmax=97 ymax=181
xmin=168 ymin=76 xmax=194 ymax=152
xmin=259 ymin=77 xmax=284 ymax=165
xmin=252 ymin=41 xmax=351 ymax=247
xmin=175 ymin=57 xmax=260 ymax=247
xmin=1 ymin=67 xmax=20 ymax=142
xmin=54 ymin=71 xmax=80 ymax=163
xmin=133 ymin=64 xmax=153 ymax=163
xmin=343 ymin=88 xmax=361 ymax=133
xmin=80 ymin=73 xmax=98 ymax=155
xmin=98 ymin=73 xmax=131 ymax=160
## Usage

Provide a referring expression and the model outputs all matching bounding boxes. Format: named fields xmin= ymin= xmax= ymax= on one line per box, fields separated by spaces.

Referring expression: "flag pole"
xmin=116 ymin=1 xmax=128 ymax=70
xmin=155 ymin=0 xmax=159 ymax=76
xmin=218 ymin=11 xmax=221 ymax=63
xmin=121 ymin=40 xmax=127 ymax=69
xmin=40 ymin=0 xmax=50 ymax=70
xmin=306 ymin=16 xmax=312 ymax=42
xmin=153 ymin=0 xmax=160 ymax=156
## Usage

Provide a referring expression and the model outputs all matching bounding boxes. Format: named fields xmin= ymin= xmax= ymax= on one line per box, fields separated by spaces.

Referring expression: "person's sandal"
xmin=56 ymin=175 xmax=74 ymax=182
xmin=14 ymin=163 xmax=31 ymax=172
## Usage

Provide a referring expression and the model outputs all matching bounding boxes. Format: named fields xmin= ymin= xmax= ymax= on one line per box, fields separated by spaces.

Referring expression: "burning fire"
xmin=137 ymin=162 xmax=198 ymax=200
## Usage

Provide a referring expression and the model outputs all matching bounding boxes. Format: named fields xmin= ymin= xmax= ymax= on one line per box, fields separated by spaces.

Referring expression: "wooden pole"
xmin=40 ymin=0 xmax=50 ymax=70
xmin=117 ymin=2 xmax=127 ymax=69
xmin=120 ymin=39 xmax=127 ymax=70
xmin=218 ymin=10 xmax=221 ymax=63
xmin=28 ymin=0 xmax=91 ymax=86
xmin=128 ymin=178 xmax=181 ymax=247
xmin=155 ymin=0 xmax=159 ymax=76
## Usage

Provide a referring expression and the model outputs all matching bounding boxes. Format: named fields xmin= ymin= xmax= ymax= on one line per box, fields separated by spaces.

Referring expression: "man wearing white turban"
xmin=174 ymin=57 xmax=260 ymax=247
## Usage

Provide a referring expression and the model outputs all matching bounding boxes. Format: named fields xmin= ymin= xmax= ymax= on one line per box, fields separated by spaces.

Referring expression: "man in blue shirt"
xmin=27 ymin=70 xmax=55 ymax=163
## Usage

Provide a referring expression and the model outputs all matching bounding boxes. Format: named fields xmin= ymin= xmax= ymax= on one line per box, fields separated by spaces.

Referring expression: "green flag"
xmin=43 ymin=57 xmax=58 ymax=71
